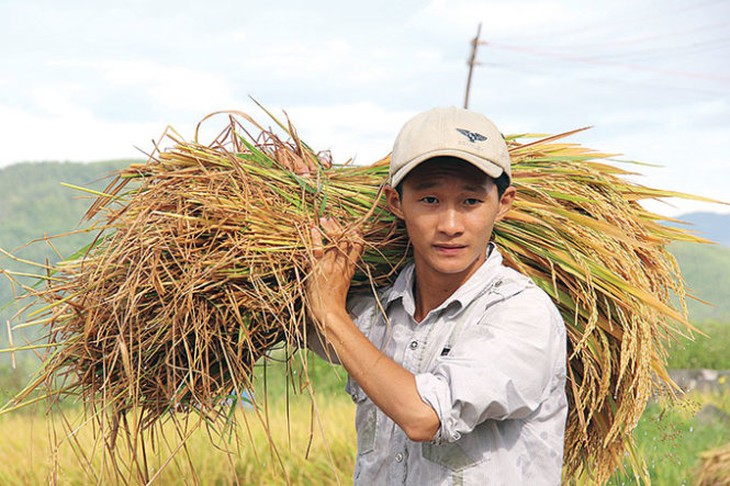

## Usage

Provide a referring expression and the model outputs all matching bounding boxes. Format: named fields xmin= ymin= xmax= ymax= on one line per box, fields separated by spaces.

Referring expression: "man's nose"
xmin=437 ymin=207 xmax=464 ymax=235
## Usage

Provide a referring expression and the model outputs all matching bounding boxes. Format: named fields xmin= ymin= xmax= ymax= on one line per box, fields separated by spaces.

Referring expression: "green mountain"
xmin=666 ymin=211 xmax=730 ymax=322
xmin=0 ymin=161 xmax=130 ymax=356
xmin=0 ymin=160 xmax=126 ymax=252
xmin=668 ymin=212 xmax=730 ymax=247
xmin=670 ymin=241 xmax=730 ymax=323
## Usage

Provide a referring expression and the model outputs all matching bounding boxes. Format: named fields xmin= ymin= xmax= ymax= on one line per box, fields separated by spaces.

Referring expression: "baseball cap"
xmin=389 ymin=107 xmax=511 ymax=188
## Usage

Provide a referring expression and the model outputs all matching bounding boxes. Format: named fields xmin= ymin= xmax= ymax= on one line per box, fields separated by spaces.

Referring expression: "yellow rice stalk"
xmin=1 ymin=111 xmax=709 ymax=483
xmin=695 ymin=442 xmax=730 ymax=486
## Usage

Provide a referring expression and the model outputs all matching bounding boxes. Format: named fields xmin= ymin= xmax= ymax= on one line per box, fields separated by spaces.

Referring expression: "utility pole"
xmin=464 ymin=23 xmax=487 ymax=109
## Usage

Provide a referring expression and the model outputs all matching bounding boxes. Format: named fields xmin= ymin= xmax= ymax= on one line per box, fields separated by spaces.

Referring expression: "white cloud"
xmin=282 ymin=103 xmax=417 ymax=165
xmin=411 ymin=0 xmax=575 ymax=35
xmin=48 ymin=59 xmax=239 ymax=114
xmin=0 ymin=104 xmax=160 ymax=164
xmin=29 ymin=84 xmax=87 ymax=117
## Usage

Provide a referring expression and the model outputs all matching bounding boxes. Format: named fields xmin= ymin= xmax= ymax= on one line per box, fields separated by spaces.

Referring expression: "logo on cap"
xmin=456 ymin=128 xmax=487 ymax=143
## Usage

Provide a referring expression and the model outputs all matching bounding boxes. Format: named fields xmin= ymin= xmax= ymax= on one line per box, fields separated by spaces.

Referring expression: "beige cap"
xmin=389 ymin=107 xmax=511 ymax=187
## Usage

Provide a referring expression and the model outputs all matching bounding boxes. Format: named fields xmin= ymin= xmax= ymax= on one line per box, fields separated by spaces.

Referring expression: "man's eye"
xmin=421 ymin=196 xmax=438 ymax=204
xmin=465 ymin=198 xmax=482 ymax=206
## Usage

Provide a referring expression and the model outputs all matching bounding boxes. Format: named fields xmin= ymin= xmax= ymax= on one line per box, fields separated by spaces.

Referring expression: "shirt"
xmin=345 ymin=244 xmax=567 ymax=485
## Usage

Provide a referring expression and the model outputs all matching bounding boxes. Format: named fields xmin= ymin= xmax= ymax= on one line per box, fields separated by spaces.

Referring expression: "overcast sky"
xmin=1 ymin=0 xmax=728 ymax=216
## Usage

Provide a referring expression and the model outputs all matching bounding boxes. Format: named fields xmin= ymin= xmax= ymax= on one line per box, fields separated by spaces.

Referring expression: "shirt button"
xmin=409 ymin=340 xmax=418 ymax=350
xmin=395 ymin=452 xmax=404 ymax=463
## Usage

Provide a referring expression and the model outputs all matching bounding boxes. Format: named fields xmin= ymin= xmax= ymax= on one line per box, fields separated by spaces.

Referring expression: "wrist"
xmin=320 ymin=307 xmax=350 ymax=330
xmin=315 ymin=308 xmax=356 ymax=347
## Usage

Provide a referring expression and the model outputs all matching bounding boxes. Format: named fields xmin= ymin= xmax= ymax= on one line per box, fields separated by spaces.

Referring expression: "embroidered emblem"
xmin=456 ymin=128 xmax=488 ymax=143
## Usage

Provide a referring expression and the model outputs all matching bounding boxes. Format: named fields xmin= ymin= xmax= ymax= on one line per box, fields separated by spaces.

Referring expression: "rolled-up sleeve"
xmin=415 ymin=289 xmax=564 ymax=444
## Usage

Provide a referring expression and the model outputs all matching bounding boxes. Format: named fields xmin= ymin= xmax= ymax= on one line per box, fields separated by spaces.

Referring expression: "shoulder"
xmin=483 ymin=266 xmax=564 ymax=335
xmin=491 ymin=266 xmax=557 ymax=309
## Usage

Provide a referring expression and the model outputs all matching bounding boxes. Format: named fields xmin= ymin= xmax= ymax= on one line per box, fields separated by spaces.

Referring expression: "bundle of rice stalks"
xmin=1 ymin=109 xmax=710 ymax=483
xmin=696 ymin=442 xmax=730 ymax=486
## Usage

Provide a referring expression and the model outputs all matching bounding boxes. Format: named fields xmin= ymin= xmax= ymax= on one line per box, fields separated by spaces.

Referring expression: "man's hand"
xmin=302 ymin=216 xmax=440 ymax=443
xmin=276 ymin=147 xmax=325 ymax=176
xmin=306 ymin=216 xmax=364 ymax=332
xmin=274 ymin=129 xmax=332 ymax=177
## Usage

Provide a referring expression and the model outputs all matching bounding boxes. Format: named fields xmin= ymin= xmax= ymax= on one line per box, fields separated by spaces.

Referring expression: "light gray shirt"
xmin=343 ymin=244 xmax=567 ymax=485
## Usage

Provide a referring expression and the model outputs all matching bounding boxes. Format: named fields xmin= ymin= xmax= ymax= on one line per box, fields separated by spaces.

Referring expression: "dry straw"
xmin=696 ymin=442 xmax=730 ymax=486
xmin=1 ymin=109 xmax=711 ymax=483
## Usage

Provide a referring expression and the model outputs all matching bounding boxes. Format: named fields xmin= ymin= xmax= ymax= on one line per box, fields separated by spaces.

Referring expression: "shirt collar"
xmin=381 ymin=242 xmax=505 ymax=317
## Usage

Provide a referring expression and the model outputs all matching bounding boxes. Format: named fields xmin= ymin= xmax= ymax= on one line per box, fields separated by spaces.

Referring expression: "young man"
xmin=306 ymin=107 xmax=567 ymax=485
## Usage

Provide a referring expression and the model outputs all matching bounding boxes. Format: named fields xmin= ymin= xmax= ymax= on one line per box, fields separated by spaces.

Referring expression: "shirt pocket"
xmin=356 ymin=404 xmax=377 ymax=454
xmin=350 ymin=380 xmax=377 ymax=455
xmin=421 ymin=440 xmax=485 ymax=472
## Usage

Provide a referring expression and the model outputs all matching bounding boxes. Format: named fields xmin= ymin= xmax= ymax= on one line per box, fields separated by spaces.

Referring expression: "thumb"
xmin=310 ymin=225 xmax=325 ymax=259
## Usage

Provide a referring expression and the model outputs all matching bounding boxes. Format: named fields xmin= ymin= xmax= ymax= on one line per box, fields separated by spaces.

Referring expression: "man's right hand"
xmin=305 ymin=216 xmax=363 ymax=333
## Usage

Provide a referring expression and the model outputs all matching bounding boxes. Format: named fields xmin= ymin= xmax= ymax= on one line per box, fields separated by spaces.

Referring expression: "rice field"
xmin=0 ymin=392 xmax=357 ymax=485
xmin=1 ymin=386 xmax=728 ymax=485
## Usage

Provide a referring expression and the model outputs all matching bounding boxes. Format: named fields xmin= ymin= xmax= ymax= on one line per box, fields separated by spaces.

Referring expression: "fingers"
xmin=348 ymin=236 xmax=364 ymax=261
xmin=277 ymin=147 xmax=317 ymax=176
xmin=310 ymin=225 xmax=324 ymax=259
xmin=277 ymin=145 xmax=327 ymax=177
xmin=292 ymin=157 xmax=311 ymax=176
xmin=313 ymin=217 xmax=364 ymax=263
xmin=317 ymin=150 xmax=333 ymax=170
xmin=319 ymin=216 xmax=342 ymax=239
xmin=319 ymin=217 xmax=363 ymax=241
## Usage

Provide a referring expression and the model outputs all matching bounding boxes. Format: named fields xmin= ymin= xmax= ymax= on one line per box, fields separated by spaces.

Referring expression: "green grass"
xmin=607 ymin=390 xmax=730 ymax=484
xmin=0 ymin=349 xmax=355 ymax=484
xmin=251 ymin=348 xmax=350 ymax=399
xmin=666 ymin=321 xmax=730 ymax=369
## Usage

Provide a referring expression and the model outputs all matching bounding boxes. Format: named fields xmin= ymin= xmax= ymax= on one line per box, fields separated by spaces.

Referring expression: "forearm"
xmin=321 ymin=308 xmax=439 ymax=442
xmin=306 ymin=320 xmax=341 ymax=365
xmin=304 ymin=218 xmax=437 ymax=440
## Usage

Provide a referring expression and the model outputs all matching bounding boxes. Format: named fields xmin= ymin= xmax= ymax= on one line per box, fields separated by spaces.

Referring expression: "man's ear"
xmin=385 ymin=186 xmax=405 ymax=220
xmin=496 ymin=186 xmax=516 ymax=222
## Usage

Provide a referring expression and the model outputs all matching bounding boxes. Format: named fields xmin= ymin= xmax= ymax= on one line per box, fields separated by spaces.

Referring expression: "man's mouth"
xmin=434 ymin=244 xmax=466 ymax=253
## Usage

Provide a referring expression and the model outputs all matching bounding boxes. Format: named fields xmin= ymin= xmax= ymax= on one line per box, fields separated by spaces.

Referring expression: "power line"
xmin=503 ymin=0 xmax=727 ymax=45
xmin=489 ymin=42 xmax=730 ymax=83
xmin=563 ymin=20 xmax=730 ymax=52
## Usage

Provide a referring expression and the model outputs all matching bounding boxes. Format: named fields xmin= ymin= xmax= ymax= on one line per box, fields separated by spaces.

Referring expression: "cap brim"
xmin=389 ymin=149 xmax=505 ymax=188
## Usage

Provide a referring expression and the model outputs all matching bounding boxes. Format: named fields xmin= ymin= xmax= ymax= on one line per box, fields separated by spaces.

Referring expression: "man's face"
xmin=386 ymin=158 xmax=514 ymax=285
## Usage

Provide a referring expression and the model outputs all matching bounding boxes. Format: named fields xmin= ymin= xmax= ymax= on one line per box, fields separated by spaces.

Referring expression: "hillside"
xmin=0 ymin=160 xmax=130 ymax=355
xmin=664 ymin=211 xmax=730 ymax=323
xmin=670 ymin=240 xmax=730 ymax=323
xmin=667 ymin=211 xmax=730 ymax=247
xmin=0 ymin=161 xmax=125 ymax=248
